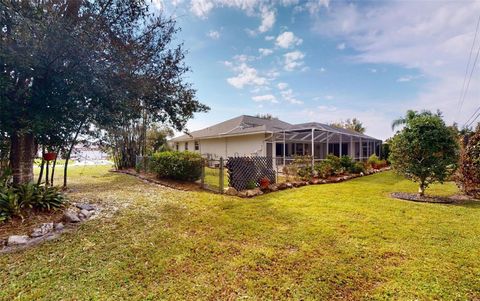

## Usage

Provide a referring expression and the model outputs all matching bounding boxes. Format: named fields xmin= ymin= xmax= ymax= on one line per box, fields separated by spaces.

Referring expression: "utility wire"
xmin=465 ymin=106 xmax=480 ymax=128
xmin=457 ymin=14 xmax=480 ymax=120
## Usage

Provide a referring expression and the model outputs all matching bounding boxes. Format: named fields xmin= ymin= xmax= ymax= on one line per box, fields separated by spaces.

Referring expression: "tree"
xmin=389 ymin=110 xmax=459 ymax=196
xmin=146 ymin=126 xmax=174 ymax=154
xmin=331 ymin=118 xmax=366 ymax=133
xmin=1 ymin=0 xmax=208 ymax=183
xmin=255 ymin=114 xmax=277 ymax=120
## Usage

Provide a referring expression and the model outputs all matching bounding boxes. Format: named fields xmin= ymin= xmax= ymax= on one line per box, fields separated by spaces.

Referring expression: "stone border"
xmin=1 ymin=203 xmax=102 ymax=254
xmin=225 ymin=167 xmax=392 ymax=198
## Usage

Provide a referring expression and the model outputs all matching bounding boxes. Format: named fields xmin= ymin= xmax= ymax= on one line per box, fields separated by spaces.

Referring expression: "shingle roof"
xmin=170 ymin=115 xmax=291 ymax=141
xmin=170 ymin=115 xmax=380 ymax=142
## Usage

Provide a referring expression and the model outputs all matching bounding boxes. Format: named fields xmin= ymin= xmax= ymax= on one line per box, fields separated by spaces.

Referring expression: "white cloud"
xmin=207 ymin=30 xmax=220 ymax=39
xmin=152 ymin=0 xmax=163 ymax=10
xmin=226 ymin=63 xmax=267 ymax=89
xmin=317 ymin=105 xmax=337 ymax=112
xmin=397 ymin=74 xmax=423 ymax=82
xmin=258 ymin=7 xmax=275 ymax=33
xmin=275 ymin=31 xmax=303 ymax=48
xmin=319 ymin=67 xmax=326 ymax=72
xmin=265 ymin=35 xmax=275 ymax=41
xmin=281 ymin=88 xmax=303 ymax=104
xmin=313 ymin=0 xmax=480 ymax=127
xmin=369 ymin=68 xmax=377 ymax=73
xmin=259 ymin=48 xmax=274 ymax=56
xmin=190 ymin=0 xmax=214 ymax=18
xmin=324 ymin=95 xmax=334 ymax=100
xmin=284 ymin=51 xmax=305 ymax=71
xmin=336 ymin=42 xmax=346 ymax=50
xmin=252 ymin=94 xmax=278 ymax=103
xmin=277 ymin=82 xmax=288 ymax=90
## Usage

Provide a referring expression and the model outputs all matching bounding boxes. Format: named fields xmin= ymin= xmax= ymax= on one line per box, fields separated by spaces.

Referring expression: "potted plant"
xmin=259 ymin=177 xmax=270 ymax=189
xmin=43 ymin=152 xmax=57 ymax=161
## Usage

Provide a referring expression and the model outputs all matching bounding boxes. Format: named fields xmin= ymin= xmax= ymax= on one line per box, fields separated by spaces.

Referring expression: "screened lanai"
xmin=268 ymin=122 xmax=382 ymax=166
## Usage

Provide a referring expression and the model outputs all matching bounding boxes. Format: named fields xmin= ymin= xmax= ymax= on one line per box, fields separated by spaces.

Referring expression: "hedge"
xmin=150 ymin=151 xmax=203 ymax=182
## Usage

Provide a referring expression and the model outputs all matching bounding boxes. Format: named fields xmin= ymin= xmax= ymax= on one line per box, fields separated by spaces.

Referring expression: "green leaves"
xmin=389 ymin=111 xmax=459 ymax=195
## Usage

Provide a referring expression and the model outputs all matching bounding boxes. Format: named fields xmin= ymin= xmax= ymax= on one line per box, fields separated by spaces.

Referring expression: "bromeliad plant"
xmin=0 ymin=182 xmax=67 ymax=221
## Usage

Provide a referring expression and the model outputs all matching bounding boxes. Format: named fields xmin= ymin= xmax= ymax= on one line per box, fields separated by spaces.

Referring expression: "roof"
xmin=170 ymin=115 xmax=292 ymax=142
xmin=286 ymin=122 xmax=380 ymax=140
xmin=170 ymin=115 xmax=380 ymax=142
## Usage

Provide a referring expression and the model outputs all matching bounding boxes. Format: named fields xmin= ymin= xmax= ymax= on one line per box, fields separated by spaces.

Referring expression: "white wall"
xmin=174 ymin=133 xmax=268 ymax=159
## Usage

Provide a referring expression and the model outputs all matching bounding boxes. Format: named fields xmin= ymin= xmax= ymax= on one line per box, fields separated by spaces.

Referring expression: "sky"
xmin=153 ymin=0 xmax=480 ymax=140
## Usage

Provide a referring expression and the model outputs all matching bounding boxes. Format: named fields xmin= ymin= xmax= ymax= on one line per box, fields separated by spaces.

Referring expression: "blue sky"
xmin=154 ymin=0 xmax=480 ymax=140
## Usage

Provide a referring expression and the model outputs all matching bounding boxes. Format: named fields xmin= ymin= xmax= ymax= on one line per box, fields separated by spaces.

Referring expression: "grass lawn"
xmin=1 ymin=165 xmax=479 ymax=300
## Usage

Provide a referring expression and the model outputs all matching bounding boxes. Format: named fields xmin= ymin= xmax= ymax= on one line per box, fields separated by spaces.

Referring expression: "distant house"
xmin=170 ymin=115 xmax=382 ymax=163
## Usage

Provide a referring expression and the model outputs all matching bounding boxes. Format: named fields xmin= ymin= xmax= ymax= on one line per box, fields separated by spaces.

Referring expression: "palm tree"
xmin=391 ymin=110 xmax=442 ymax=130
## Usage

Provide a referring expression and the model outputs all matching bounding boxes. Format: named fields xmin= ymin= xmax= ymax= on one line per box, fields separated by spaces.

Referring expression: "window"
xmin=185 ymin=142 xmax=189 ymax=151
xmin=175 ymin=143 xmax=179 ymax=151
xmin=194 ymin=141 xmax=199 ymax=151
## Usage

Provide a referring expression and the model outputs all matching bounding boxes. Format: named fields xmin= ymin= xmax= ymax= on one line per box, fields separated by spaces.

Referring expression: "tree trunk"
xmin=37 ymin=147 xmax=45 ymax=185
xmin=418 ymin=183 xmax=426 ymax=196
xmin=9 ymin=132 xmax=36 ymax=185
xmin=64 ymin=122 xmax=84 ymax=188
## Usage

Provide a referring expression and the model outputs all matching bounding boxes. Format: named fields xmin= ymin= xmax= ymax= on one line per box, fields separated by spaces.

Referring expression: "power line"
xmin=465 ymin=106 xmax=480 ymax=128
xmin=457 ymin=14 xmax=480 ymax=120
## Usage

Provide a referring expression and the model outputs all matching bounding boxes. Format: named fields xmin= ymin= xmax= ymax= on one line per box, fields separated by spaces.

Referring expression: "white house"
xmin=170 ymin=115 xmax=382 ymax=163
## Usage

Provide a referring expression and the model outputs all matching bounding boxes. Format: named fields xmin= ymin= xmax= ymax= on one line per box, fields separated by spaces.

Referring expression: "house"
xmin=169 ymin=115 xmax=382 ymax=164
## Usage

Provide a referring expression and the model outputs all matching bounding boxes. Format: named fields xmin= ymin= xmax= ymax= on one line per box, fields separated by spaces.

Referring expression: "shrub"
xmin=340 ymin=155 xmax=354 ymax=172
xmin=314 ymin=161 xmax=334 ymax=178
xmin=389 ymin=111 xmax=459 ymax=196
xmin=350 ymin=162 xmax=366 ymax=174
xmin=289 ymin=156 xmax=313 ymax=180
xmin=150 ymin=151 xmax=203 ymax=182
xmin=325 ymin=154 xmax=342 ymax=174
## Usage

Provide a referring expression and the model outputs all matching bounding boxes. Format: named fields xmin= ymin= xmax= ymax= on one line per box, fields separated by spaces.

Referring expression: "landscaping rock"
xmin=54 ymin=223 xmax=64 ymax=231
xmin=238 ymin=191 xmax=248 ymax=198
xmin=360 ymin=172 xmax=364 ymax=176
xmin=79 ymin=209 xmax=93 ymax=219
xmin=245 ymin=188 xmax=263 ymax=197
xmin=7 ymin=235 xmax=29 ymax=246
xmin=31 ymin=223 xmax=54 ymax=238
xmin=277 ymin=183 xmax=288 ymax=190
xmin=224 ymin=187 xmax=238 ymax=196
xmin=268 ymin=184 xmax=279 ymax=192
xmin=76 ymin=203 xmax=95 ymax=211
xmin=309 ymin=179 xmax=320 ymax=185
xmin=63 ymin=211 xmax=81 ymax=223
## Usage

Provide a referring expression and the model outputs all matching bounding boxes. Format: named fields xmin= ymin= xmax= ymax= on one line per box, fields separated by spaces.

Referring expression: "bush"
xmin=150 ymin=151 xmax=203 ymax=182
xmin=0 ymin=183 xmax=67 ymax=221
xmin=350 ymin=162 xmax=366 ymax=174
xmin=326 ymin=154 xmax=342 ymax=172
xmin=340 ymin=155 xmax=354 ymax=172
xmin=314 ymin=161 xmax=334 ymax=178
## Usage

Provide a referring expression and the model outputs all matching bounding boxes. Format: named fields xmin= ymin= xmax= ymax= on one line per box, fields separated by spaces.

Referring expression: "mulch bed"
xmin=390 ymin=192 xmax=478 ymax=204
xmin=0 ymin=209 xmax=65 ymax=241
xmin=111 ymin=169 xmax=202 ymax=192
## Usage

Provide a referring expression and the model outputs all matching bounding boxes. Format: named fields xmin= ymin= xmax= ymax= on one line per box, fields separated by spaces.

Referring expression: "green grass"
xmin=1 ymin=166 xmax=479 ymax=300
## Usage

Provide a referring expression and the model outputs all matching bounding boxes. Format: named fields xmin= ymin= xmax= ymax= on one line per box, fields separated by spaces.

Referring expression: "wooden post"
xmin=219 ymin=157 xmax=224 ymax=194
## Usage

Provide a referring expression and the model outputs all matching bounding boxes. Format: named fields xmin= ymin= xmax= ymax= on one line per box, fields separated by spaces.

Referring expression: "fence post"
xmin=201 ymin=159 xmax=205 ymax=189
xmin=219 ymin=157 xmax=224 ymax=194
